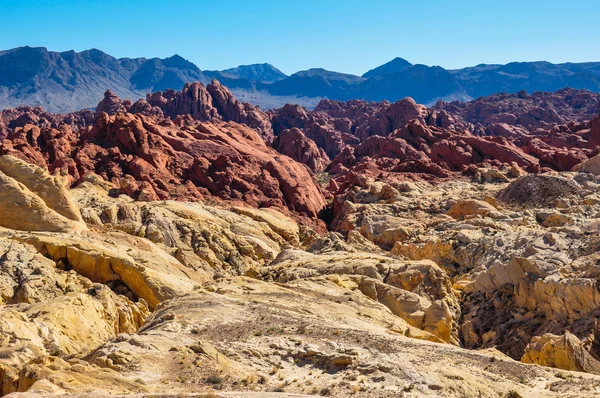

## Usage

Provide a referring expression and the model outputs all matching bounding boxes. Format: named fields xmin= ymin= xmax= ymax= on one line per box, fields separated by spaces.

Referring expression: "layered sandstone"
xmin=1 ymin=85 xmax=600 ymax=397
xmin=1 ymin=110 xmax=326 ymax=230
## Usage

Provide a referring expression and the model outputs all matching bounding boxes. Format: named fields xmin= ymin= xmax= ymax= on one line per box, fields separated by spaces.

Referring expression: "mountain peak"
xmin=220 ymin=63 xmax=287 ymax=83
xmin=162 ymin=54 xmax=199 ymax=71
xmin=362 ymin=57 xmax=413 ymax=78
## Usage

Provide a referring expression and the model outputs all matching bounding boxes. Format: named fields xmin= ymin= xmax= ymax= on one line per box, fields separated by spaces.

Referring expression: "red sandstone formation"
xmin=1 ymin=110 xmax=326 ymax=228
xmin=136 ymin=80 xmax=273 ymax=140
xmin=434 ymin=88 xmax=600 ymax=128
xmin=587 ymin=117 xmax=600 ymax=149
xmin=0 ymin=105 xmax=95 ymax=139
xmin=272 ymin=128 xmax=329 ymax=173
xmin=95 ymin=90 xmax=128 ymax=116
xmin=270 ymin=97 xmax=600 ymax=188
xmin=1 ymin=83 xmax=600 ymax=230
xmin=270 ymin=103 xmax=356 ymax=158
xmin=94 ymin=80 xmax=273 ymax=141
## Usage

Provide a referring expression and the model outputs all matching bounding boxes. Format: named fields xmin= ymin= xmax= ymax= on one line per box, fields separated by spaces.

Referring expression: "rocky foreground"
xmin=1 ymin=84 xmax=600 ymax=397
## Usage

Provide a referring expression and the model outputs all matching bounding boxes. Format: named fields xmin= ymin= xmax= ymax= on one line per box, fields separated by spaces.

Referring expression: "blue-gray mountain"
xmin=1 ymin=46 xmax=600 ymax=113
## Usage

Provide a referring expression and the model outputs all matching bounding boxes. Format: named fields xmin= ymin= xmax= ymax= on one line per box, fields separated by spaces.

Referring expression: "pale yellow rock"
xmin=70 ymin=181 xmax=289 ymax=276
xmin=1 ymin=165 xmax=600 ymax=397
xmin=21 ymin=232 xmax=209 ymax=308
xmin=477 ymin=167 xmax=510 ymax=183
xmin=572 ymin=153 xmax=600 ymax=175
xmin=231 ymin=206 xmax=300 ymax=244
xmin=0 ymin=171 xmax=83 ymax=233
xmin=0 ymin=233 xmax=148 ymax=395
xmin=368 ymin=181 xmax=400 ymax=201
xmin=542 ymin=212 xmax=573 ymax=227
xmin=508 ymin=162 xmax=527 ymax=178
xmin=515 ymin=276 xmax=600 ymax=323
xmin=0 ymin=155 xmax=83 ymax=223
xmin=77 ymin=276 xmax=600 ymax=397
xmin=446 ymin=199 xmax=497 ymax=220
xmin=522 ymin=332 xmax=600 ymax=374
xmin=392 ymin=238 xmax=454 ymax=268
xmin=423 ymin=300 xmax=454 ymax=343
xmin=358 ymin=214 xmax=421 ymax=247
xmin=266 ymin=249 xmax=459 ymax=343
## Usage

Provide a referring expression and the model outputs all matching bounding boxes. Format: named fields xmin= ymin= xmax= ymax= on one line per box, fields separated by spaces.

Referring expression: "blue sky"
xmin=1 ymin=0 xmax=598 ymax=75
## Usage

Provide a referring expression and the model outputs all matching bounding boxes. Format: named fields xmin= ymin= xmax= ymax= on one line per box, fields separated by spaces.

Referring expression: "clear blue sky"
xmin=0 ymin=0 xmax=598 ymax=76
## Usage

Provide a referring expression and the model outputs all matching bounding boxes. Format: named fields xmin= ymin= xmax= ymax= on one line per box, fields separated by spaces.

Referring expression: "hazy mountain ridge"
xmin=208 ymin=63 xmax=288 ymax=83
xmin=450 ymin=61 xmax=600 ymax=98
xmin=362 ymin=56 xmax=412 ymax=78
xmin=1 ymin=46 xmax=600 ymax=113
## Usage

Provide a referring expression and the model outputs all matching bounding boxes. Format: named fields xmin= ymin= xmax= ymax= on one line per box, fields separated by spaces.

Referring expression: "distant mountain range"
xmin=1 ymin=46 xmax=600 ymax=113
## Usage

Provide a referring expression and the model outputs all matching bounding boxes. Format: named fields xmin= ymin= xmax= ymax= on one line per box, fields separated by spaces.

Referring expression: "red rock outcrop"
xmin=267 ymin=91 xmax=600 ymax=187
xmin=0 ymin=116 xmax=6 ymax=141
xmin=526 ymin=138 xmax=588 ymax=171
xmin=1 ymin=110 xmax=326 ymax=229
xmin=314 ymin=97 xmax=428 ymax=140
xmin=270 ymin=104 xmax=354 ymax=158
xmin=1 ymin=123 xmax=80 ymax=174
xmin=355 ymin=97 xmax=427 ymax=140
xmin=272 ymin=128 xmax=329 ymax=173
xmin=327 ymin=119 xmax=542 ymax=186
xmin=586 ymin=117 xmax=600 ymax=149
xmin=139 ymin=80 xmax=273 ymax=140
xmin=3 ymin=84 xmax=600 ymax=231
xmin=95 ymin=90 xmax=128 ymax=116
xmin=206 ymin=80 xmax=272 ymax=139
xmin=1 ymin=105 xmax=95 ymax=134
xmin=270 ymin=98 xmax=428 ymax=160
xmin=434 ymin=88 xmax=600 ymax=128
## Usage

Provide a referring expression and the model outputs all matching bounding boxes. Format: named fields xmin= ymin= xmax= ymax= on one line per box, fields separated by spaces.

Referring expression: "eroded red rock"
xmin=2 ymin=84 xmax=600 ymax=232
xmin=1 ymin=109 xmax=326 ymax=230
xmin=434 ymin=88 xmax=600 ymax=128
xmin=272 ymin=128 xmax=329 ymax=173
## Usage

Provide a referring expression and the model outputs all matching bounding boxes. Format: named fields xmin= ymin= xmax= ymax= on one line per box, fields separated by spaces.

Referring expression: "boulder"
xmin=0 ymin=155 xmax=83 ymax=222
xmin=572 ymin=152 xmax=600 ymax=175
xmin=522 ymin=332 xmax=600 ymax=374
xmin=272 ymin=128 xmax=329 ymax=172
xmin=0 ymin=159 xmax=84 ymax=232
xmin=446 ymin=200 xmax=497 ymax=220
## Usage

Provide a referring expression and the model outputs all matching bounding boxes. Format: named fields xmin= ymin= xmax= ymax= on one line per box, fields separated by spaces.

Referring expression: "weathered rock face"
xmin=325 ymin=169 xmax=600 ymax=369
xmin=445 ymin=199 xmax=498 ymax=220
xmin=3 ymin=85 xmax=599 ymax=213
xmin=0 ymin=105 xmax=95 ymax=134
xmin=0 ymin=174 xmax=309 ymax=396
xmin=573 ymin=150 xmax=600 ymax=175
xmin=95 ymin=90 xmax=127 ymax=116
xmin=1 ymin=111 xmax=326 ymax=230
xmin=69 ymin=179 xmax=298 ymax=279
xmin=0 ymin=155 xmax=83 ymax=222
xmin=325 ymin=118 xmax=548 ymax=188
xmin=260 ymin=249 xmax=459 ymax=344
xmin=0 ymin=155 xmax=84 ymax=232
xmin=266 ymin=89 xmax=600 ymax=182
xmin=206 ymin=80 xmax=273 ymax=139
xmin=2 ymin=159 xmax=600 ymax=396
xmin=140 ymin=80 xmax=273 ymax=139
xmin=522 ymin=332 xmax=600 ymax=374
xmin=586 ymin=116 xmax=600 ymax=149
xmin=434 ymin=88 xmax=600 ymax=128
xmin=0 ymin=232 xmax=150 ymax=395
xmin=4 ymin=85 xmax=600 ymax=397
xmin=272 ymin=128 xmax=329 ymax=173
